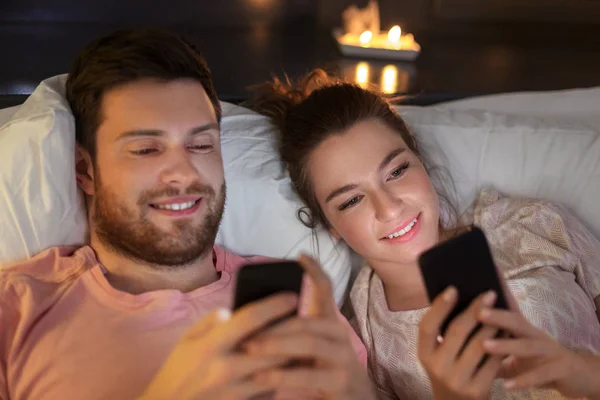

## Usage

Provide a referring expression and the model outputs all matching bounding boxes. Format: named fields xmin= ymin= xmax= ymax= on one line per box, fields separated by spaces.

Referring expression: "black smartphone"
xmin=418 ymin=226 xmax=508 ymax=336
xmin=233 ymin=261 xmax=304 ymax=313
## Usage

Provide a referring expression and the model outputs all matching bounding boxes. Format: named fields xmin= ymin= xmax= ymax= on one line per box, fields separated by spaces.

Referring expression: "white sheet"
xmin=0 ymin=105 xmax=20 ymax=127
xmin=438 ymin=87 xmax=600 ymax=128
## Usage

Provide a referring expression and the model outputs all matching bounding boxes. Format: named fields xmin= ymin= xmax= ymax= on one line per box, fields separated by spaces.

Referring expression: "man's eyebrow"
xmin=116 ymin=122 xmax=220 ymax=140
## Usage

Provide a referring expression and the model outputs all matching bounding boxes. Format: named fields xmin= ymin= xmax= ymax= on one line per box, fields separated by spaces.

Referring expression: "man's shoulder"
xmin=0 ymin=246 xmax=96 ymax=299
xmin=214 ymin=245 xmax=279 ymax=274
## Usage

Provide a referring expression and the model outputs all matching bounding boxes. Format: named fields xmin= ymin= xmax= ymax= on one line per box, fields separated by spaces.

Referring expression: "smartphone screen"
xmin=233 ymin=261 xmax=304 ymax=312
xmin=418 ymin=226 xmax=508 ymax=336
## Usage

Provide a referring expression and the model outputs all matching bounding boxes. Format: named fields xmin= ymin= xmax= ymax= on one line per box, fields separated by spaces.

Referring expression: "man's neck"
xmin=90 ymin=235 xmax=220 ymax=295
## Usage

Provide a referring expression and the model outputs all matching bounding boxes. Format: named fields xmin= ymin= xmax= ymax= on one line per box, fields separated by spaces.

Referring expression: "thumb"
xmin=184 ymin=308 xmax=232 ymax=340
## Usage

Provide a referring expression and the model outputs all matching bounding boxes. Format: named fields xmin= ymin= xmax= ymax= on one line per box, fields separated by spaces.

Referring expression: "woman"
xmin=247 ymin=70 xmax=600 ymax=399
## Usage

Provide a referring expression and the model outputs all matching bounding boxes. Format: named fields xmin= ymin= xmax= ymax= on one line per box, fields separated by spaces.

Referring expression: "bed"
xmin=1 ymin=75 xmax=599 ymax=304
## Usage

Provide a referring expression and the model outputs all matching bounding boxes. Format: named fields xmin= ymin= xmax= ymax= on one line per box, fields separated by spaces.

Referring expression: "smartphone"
xmin=233 ymin=261 xmax=304 ymax=313
xmin=418 ymin=226 xmax=508 ymax=336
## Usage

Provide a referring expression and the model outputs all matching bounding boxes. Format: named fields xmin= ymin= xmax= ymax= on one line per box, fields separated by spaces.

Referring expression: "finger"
xmin=498 ymin=355 xmax=519 ymax=379
xmin=504 ymin=361 xmax=563 ymax=391
xmin=471 ymin=355 xmax=504 ymax=395
xmin=418 ymin=286 xmax=458 ymax=357
xmin=248 ymin=317 xmax=347 ymax=344
xmin=497 ymin=271 xmax=519 ymax=312
xmin=208 ymin=293 xmax=299 ymax=353
xmin=483 ymin=338 xmax=555 ymax=358
xmin=211 ymin=354 xmax=291 ymax=384
xmin=439 ymin=290 xmax=497 ymax=362
xmin=274 ymin=388 xmax=324 ymax=400
xmin=246 ymin=335 xmax=350 ymax=366
xmin=455 ymin=325 xmax=499 ymax=381
xmin=183 ymin=308 xmax=232 ymax=340
xmin=298 ymin=254 xmax=337 ymax=318
xmin=255 ymin=367 xmax=348 ymax=393
xmin=203 ymin=381 xmax=275 ymax=399
xmin=478 ymin=308 xmax=542 ymax=339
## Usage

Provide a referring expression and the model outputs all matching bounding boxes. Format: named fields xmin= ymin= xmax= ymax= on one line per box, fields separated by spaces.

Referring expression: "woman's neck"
xmin=369 ymin=259 xmax=430 ymax=311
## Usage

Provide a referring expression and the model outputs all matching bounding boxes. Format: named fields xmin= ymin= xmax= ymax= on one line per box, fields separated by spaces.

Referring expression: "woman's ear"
xmin=329 ymin=227 xmax=342 ymax=240
xmin=75 ymin=145 xmax=96 ymax=196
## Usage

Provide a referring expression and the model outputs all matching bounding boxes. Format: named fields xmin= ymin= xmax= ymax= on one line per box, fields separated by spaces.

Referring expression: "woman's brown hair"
xmin=246 ymin=69 xmax=457 ymax=230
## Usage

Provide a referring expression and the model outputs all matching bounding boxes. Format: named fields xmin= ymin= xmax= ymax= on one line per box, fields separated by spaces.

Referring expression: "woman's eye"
xmin=339 ymin=196 xmax=362 ymax=211
xmin=388 ymin=162 xmax=410 ymax=180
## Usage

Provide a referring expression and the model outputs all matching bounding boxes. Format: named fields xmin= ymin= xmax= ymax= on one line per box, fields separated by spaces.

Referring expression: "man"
xmin=0 ymin=29 xmax=373 ymax=400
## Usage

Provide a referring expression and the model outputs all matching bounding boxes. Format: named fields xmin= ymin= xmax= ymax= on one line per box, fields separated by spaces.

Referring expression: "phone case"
xmin=418 ymin=227 xmax=508 ymax=335
xmin=233 ymin=261 xmax=304 ymax=311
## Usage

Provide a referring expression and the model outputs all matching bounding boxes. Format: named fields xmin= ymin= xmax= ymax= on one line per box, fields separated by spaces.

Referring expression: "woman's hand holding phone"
xmin=479 ymin=307 xmax=600 ymax=400
xmin=418 ymin=286 xmax=505 ymax=400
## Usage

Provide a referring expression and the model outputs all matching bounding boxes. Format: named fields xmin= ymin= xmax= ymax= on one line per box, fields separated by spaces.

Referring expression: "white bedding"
xmin=1 ymin=82 xmax=599 ymax=305
xmin=0 ymin=105 xmax=20 ymax=126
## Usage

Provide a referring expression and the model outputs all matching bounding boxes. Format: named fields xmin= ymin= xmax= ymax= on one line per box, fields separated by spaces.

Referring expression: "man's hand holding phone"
xmin=139 ymin=293 xmax=299 ymax=400
xmin=141 ymin=255 xmax=375 ymax=400
xmin=243 ymin=255 xmax=376 ymax=400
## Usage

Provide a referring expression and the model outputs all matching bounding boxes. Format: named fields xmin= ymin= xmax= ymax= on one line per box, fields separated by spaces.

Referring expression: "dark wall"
xmin=0 ymin=0 xmax=316 ymax=27
xmin=317 ymin=0 xmax=600 ymax=40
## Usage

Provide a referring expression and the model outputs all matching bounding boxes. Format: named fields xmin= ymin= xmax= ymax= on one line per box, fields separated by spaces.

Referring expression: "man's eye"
xmin=131 ymin=148 xmax=157 ymax=155
xmin=189 ymin=145 xmax=213 ymax=151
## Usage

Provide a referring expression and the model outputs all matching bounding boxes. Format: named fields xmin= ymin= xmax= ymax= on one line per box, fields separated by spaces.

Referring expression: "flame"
xmin=388 ymin=25 xmax=401 ymax=44
xmin=381 ymin=65 xmax=398 ymax=94
xmin=359 ymin=30 xmax=373 ymax=46
xmin=355 ymin=62 xmax=370 ymax=88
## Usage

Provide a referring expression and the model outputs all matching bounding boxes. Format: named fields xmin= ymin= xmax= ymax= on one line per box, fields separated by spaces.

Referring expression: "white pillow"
xmin=2 ymin=76 xmax=599 ymax=304
xmin=0 ymin=75 xmax=88 ymax=263
xmin=397 ymin=106 xmax=600 ymax=238
xmin=437 ymin=87 xmax=600 ymax=128
xmin=0 ymin=76 xmax=353 ymax=305
xmin=216 ymin=103 xmax=354 ymax=304
xmin=0 ymin=105 xmax=20 ymax=124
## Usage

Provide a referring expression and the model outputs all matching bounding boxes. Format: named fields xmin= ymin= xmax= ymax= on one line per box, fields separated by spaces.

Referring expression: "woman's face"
xmin=308 ymin=118 xmax=441 ymax=268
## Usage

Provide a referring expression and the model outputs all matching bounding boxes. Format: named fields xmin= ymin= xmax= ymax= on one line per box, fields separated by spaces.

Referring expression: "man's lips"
xmin=149 ymin=196 xmax=203 ymax=206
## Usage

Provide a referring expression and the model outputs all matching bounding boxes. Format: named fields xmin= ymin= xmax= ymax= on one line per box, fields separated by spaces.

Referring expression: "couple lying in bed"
xmin=1 ymin=28 xmax=599 ymax=400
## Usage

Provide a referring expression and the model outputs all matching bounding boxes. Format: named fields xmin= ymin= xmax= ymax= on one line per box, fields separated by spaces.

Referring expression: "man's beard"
xmin=92 ymin=177 xmax=226 ymax=268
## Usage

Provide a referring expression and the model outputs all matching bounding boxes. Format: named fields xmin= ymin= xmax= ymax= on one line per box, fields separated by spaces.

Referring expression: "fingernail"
xmin=483 ymin=291 xmax=497 ymax=306
xmin=443 ymin=286 xmax=457 ymax=301
xmin=483 ymin=339 xmax=496 ymax=350
xmin=216 ymin=308 xmax=231 ymax=322
xmin=504 ymin=379 xmax=516 ymax=389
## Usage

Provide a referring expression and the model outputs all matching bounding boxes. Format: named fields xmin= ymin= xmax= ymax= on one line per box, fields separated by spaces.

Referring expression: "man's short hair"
xmin=66 ymin=28 xmax=222 ymax=160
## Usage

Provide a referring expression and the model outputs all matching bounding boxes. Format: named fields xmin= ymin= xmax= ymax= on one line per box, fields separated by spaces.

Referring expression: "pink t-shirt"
xmin=0 ymin=246 xmax=366 ymax=400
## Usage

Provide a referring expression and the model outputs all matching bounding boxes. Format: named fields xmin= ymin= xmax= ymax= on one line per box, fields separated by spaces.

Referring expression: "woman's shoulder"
xmin=470 ymin=188 xmax=594 ymax=278
xmin=470 ymin=187 xmax=575 ymax=232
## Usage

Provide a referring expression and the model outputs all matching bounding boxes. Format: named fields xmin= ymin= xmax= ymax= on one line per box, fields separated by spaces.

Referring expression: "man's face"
xmin=80 ymin=78 xmax=225 ymax=267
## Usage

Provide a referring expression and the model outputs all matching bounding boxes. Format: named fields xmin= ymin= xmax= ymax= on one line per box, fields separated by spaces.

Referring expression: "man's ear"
xmin=75 ymin=145 xmax=95 ymax=196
